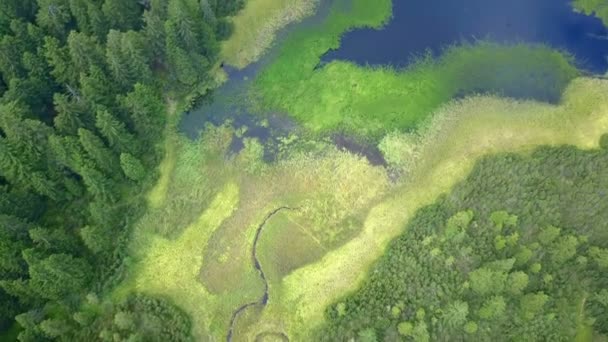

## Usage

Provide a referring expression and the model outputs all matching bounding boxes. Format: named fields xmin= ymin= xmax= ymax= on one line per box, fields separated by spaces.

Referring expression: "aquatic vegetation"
xmin=253 ymin=0 xmax=578 ymax=136
xmin=573 ymin=0 xmax=608 ymax=25
xmin=221 ymin=0 xmax=320 ymax=68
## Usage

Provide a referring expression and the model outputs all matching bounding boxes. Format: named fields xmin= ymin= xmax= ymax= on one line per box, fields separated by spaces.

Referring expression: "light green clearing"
xmin=117 ymin=77 xmax=608 ymax=341
xmin=576 ymin=295 xmax=594 ymax=342
xmin=252 ymin=0 xmax=578 ymax=137
xmin=118 ymin=182 xmax=240 ymax=341
xmin=221 ymin=0 xmax=320 ymax=69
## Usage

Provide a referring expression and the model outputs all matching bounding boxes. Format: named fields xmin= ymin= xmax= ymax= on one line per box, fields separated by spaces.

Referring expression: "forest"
xmin=1 ymin=0 xmax=608 ymax=341
xmin=0 ymin=0 xmax=243 ymax=340
xmin=320 ymin=142 xmax=608 ymax=341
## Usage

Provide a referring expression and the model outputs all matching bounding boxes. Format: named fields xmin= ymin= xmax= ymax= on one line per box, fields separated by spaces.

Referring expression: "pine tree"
xmin=87 ymin=2 xmax=108 ymax=41
xmin=80 ymin=65 xmax=115 ymax=109
xmin=49 ymin=134 xmax=88 ymax=174
xmin=35 ymin=0 xmax=73 ymax=38
xmin=120 ymin=153 xmax=145 ymax=181
xmin=80 ymin=165 xmax=114 ymax=201
xmin=121 ymin=84 xmax=165 ymax=141
xmin=67 ymin=31 xmax=105 ymax=76
xmin=53 ymin=93 xmax=93 ymax=135
xmin=102 ymin=0 xmax=143 ymax=31
xmin=0 ymin=20 xmax=45 ymax=84
xmin=68 ymin=0 xmax=106 ymax=39
xmin=143 ymin=7 xmax=167 ymax=65
xmin=78 ymin=128 xmax=120 ymax=175
xmin=28 ymin=253 xmax=92 ymax=301
xmin=95 ymin=109 xmax=136 ymax=154
xmin=43 ymin=36 xmax=78 ymax=85
xmin=0 ymin=215 xmax=30 ymax=277
xmin=0 ymin=1 xmax=37 ymax=30
xmin=79 ymin=225 xmax=112 ymax=254
xmin=165 ymin=0 xmax=217 ymax=86
xmin=106 ymin=30 xmax=151 ymax=89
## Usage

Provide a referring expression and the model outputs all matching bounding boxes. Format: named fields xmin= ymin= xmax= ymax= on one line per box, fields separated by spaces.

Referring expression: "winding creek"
xmin=226 ymin=206 xmax=299 ymax=342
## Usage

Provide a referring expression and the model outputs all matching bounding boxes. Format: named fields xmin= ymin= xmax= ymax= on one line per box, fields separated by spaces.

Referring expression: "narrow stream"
xmin=226 ymin=206 xmax=299 ymax=342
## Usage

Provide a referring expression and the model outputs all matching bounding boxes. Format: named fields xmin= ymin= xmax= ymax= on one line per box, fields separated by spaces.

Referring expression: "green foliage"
xmin=238 ymin=138 xmax=266 ymax=175
xmin=78 ymin=128 xmax=120 ymax=176
xmin=106 ymin=30 xmax=152 ymax=89
xmin=28 ymin=253 xmax=92 ymax=301
xmin=95 ymin=110 xmax=136 ymax=154
xmin=320 ymin=144 xmax=608 ymax=340
xmin=397 ymin=321 xmax=414 ymax=336
xmin=254 ymin=0 xmax=578 ymax=136
xmin=0 ymin=0 xmax=236 ymax=337
xmin=102 ymin=0 xmax=143 ymax=31
xmin=120 ymin=153 xmax=146 ymax=181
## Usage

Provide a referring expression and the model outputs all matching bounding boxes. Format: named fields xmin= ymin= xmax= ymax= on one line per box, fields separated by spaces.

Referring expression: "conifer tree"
xmin=78 ymin=128 xmax=120 ymax=176
xmin=43 ymin=36 xmax=78 ymax=85
xmin=120 ymin=153 xmax=145 ymax=181
xmin=79 ymin=65 xmax=115 ymax=109
xmin=35 ymin=0 xmax=73 ymax=38
xmin=106 ymin=30 xmax=151 ymax=89
xmin=67 ymin=31 xmax=105 ymax=76
xmin=122 ymin=84 xmax=165 ymax=140
xmin=95 ymin=109 xmax=136 ymax=154
xmin=102 ymin=0 xmax=143 ymax=31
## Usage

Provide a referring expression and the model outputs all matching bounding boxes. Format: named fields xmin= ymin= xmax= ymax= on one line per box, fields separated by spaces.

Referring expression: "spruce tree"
xmin=106 ymin=30 xmax=151 ymax=89
xmin=78 ymin=128 xmax=120 ymax=176
xmin=67 ymin=31 xmax=105 ymax=76
xmin=120 ymin=153 xmax=145 ymax=181
xmin=122 ymin=84 xmax=165 ymax=141
xmin=102 ymin=0 xmax=143 ymax=31
xmin=95 ymin=109 xmax=136 ymax=154
xmin=35 ymin=0 xmax=73 ymax=38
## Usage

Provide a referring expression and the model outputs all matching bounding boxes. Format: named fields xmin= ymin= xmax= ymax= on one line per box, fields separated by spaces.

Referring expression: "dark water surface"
xmin=322 ymin=0 xmax=608 ymax=72
xmin=179 ymin=0 xmax=339 ymax=141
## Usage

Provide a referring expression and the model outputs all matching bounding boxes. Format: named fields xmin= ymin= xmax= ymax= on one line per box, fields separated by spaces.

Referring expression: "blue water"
xmin=321 ymin=0 xmax=608 ymax=72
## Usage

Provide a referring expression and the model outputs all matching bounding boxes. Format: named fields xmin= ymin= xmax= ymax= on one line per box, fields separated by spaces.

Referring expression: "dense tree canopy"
xmin=320 ymin=143 xmax=608 ymax=341
xmin=0 ymin=0 xmax=244 ymax=339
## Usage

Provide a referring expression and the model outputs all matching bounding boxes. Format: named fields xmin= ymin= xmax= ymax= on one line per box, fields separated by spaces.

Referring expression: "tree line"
xmin=319 ymin=139 xmax=608 ymax=341
xmin=0 ymin=0 xmax=243 ymax=340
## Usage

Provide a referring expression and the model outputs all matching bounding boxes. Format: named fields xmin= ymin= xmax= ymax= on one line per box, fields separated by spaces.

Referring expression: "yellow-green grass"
xmin=221 ymin=0 xmax=320 ymax=69
xmin=115 ymin=182 xmax=241 ymax=340
xmin=253 ymin=0 xmax=578 ymax=136
xmin=200 ymin=148 xmax=389 ymax=294
xmin=575 ymin=295 xmax=594 ymax=342
xmin=117 ymin=126 xmax=389 ymax=340
xmin=242 ymin=77 xmax=608 ymax=340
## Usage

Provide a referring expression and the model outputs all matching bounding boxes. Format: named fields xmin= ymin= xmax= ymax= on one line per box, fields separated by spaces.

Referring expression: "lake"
xmin=321 ymin=0 xmax=608 ymax=72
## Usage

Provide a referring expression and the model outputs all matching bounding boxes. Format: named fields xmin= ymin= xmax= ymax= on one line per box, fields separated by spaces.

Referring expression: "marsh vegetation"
xmin=1 ymin=0 xmax=608 ymax=341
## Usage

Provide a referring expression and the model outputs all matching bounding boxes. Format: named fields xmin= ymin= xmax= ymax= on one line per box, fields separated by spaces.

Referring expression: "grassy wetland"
xmin=6 ymin=0 xmax=608 ymax=341
xmin=110 ymin=0 xmax=608 ymax=341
